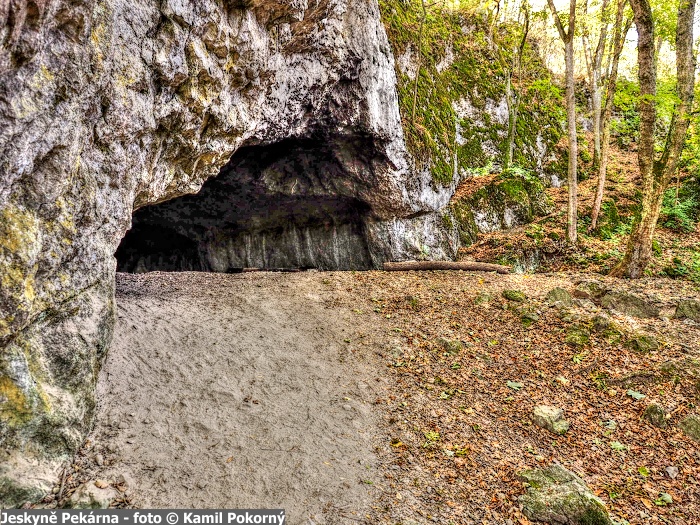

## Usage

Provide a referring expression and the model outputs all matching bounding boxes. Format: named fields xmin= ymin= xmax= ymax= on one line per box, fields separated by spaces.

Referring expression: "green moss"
xmin=379 ymin=0 xmax=562 ymax=184
xmin=0 ymin=476 xmax=46 ymax=509
xmin=502 ymin=289 xmax=526 ymax=302
xmin=441 ymin=212 xmax=454 ymax=231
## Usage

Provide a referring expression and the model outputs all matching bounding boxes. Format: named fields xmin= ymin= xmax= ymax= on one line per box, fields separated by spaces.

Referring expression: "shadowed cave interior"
xmin=115 ymin=136 xmax=376 ymax=272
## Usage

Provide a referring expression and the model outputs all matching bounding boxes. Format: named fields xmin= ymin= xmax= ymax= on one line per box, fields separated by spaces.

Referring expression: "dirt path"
xmin=81 ymin=272 xmax=389 ymax=523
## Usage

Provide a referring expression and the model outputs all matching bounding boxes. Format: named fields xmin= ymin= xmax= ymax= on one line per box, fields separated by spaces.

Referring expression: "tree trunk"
xmin=503 ymin=2 xmax=529 ymax=170
xmin=548 ymin=0 xmax=578 ymax=244
xmin=590 ymin=0 xmax=630 ymax=231
xmin=611 ymin=0 xmax=696 ymax=277
xmin=504 ymin=72 xmax=515 ymax=169
xmin=564 ymin=35 xmax=578 ymax=244
xmin=383 ymin=261 xmax=512 ymax=274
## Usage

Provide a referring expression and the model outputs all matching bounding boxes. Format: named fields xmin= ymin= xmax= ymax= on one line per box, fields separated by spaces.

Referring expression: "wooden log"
xmin=383 ymin=260 xmax=511 ymax=274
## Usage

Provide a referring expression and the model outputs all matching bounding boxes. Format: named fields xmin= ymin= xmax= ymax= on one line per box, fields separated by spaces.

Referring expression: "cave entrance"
xmin=115 ymin=137 xmax=375 ymax=272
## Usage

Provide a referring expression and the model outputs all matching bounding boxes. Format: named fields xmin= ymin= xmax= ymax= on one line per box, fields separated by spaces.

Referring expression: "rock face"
xmin=0 ymin=0 xmax=458 ymax=505
xmin=519 ymin=464 xmax=613 ymax=525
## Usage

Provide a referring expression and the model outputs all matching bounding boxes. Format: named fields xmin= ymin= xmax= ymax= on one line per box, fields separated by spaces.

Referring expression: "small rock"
xmin=546 ymin=288 xmax=573 ymax=307
xmin=66 ymin=482 xmax=118 ymax=509
xmin=521 ymin=311 xmax=540 ymax=327
xmin=601 ymin=292 xmax=659 ymax=318
xmin=573 ymin=280 xmax=607 ymax=301
xmin=591 ymin=314 xmax=611 ymax=332
xmin=532 ymin=406 xmax=570 ymax=435
xmin=674 ymin=299 xmax=700 ymax=322
xmin=518 ymin=464 xmax=613 ymax=525
xmin=115 ymin=473 xmax=133 ymax=491
xmin=665 ymin=466 xmax=679 ymax=479
xmin=573 ymin=299 xmax=597 ymax=311
xmin=437 ymin=338 xmax=462 ymax=355
xmin=679 ymin=414 xmax=700 ymax=442
xmin=475 ymin=292 xmax=492 ymax=305
xmin=95 ymin=454 xmax=104 ymax=466
xmin=643 ymin=403 xmax=667 ymax=428
xmin=627 ymin=334 xmax=660 ymax=354
xmin=503 ymin=289 xmax=527 ymax=302
xmin=565 ymin=325 xmax=590 ymax=346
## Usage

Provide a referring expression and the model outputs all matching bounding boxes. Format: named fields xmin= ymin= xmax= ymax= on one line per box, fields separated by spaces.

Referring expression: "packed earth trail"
xmin=66 ymin=272 xmax=387 ymax=523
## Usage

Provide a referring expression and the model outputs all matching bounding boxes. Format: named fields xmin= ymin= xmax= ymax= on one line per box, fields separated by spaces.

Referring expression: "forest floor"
xmin=460 ymin=142 xmax=700 ymax=282
xmin=57 ymin=269 xmax=700 ymax=525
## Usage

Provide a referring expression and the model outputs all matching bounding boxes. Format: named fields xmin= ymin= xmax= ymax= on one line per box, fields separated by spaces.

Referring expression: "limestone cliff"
xmin=0 ymin=0 xmax=457 ymax=505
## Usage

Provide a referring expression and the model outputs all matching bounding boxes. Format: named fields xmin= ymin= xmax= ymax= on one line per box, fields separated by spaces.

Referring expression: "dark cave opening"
xmin=115 ymin=137 xmax=375 ymax=272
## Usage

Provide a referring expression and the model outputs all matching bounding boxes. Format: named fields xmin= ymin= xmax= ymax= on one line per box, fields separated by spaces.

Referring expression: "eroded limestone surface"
xmin=0 ymin=0 xmax=456 ymax=505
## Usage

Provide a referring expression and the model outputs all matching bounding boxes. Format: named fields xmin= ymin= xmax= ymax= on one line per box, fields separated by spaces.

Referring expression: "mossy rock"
xmin=658 ymin=358 xmax=700 ymax=381
xmin=503 ymin=289 xmax=527 ymax=302
xmin=474 ymin=292 xmax=492 ymax=305
xmin=627 ymin=334 xmax=660 ymax=354
xmin=591 ymin=314 xmax=611 ymax=332
xmin=601 ymin=292 xmax=659 ymax=318
xmin=0 ymin=476 xmax=47 ymax=509
xmin=573 ymin=280 xmax=607 ymax=301
xmin=643 ymin=403 xmax=668 ymax=428
xmin=518 ymin=464 xmax=613 ymax=525
xmin=566 ymin=325 xmax=590 ymax=346
xmin=679 ymin=415 xmax=700 ymax=442
xmin=602 ymin=327 xmax=624 ymax=345
xmin=546 ymin=287 xmax=573 ymax=308
xmin=674 ymin=299 xmax=700 ymax=322
xmin=437 ymin=338 xmax=463 ymax=355
xmin=521 ymin=311 xmax=540 ymax=328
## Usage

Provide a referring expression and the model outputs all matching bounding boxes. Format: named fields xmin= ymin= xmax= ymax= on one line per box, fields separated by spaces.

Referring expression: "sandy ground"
xmin=82 ymin=271 xmax=389 ymax=523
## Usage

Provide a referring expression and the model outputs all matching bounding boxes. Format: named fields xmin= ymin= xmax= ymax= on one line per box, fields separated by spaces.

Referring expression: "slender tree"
xmin=589 ymin=0 xmax=632 ymax=230
xmin=582 ymin=0 xmax=611 ymax=169
xmin=547 ymin=0 xmax=579 ymax=244
xmin=610 ymin=0 xmax=696 ymax=277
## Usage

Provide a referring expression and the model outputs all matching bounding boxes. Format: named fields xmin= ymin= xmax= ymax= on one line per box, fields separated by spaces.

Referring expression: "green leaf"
xmin=638 ymin=466 xmax=650 ymax=477
xmin=610 ymin=441 xmax=627 ymax=452
xmin=654 ymin=492 xmax=672 ymax=506
xmin=507 ymin=381 xmax=524 ymax=390
xmin=626 ymin=389 xmax=646 ymax=400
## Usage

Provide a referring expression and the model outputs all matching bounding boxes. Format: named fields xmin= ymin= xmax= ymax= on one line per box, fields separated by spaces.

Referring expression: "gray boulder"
xmin=519 ymin=464 xmax=613 ymax=525
xmin=546 ymin=288 xmax=573 ymax=308
xmin=600 ymin=292 xmax=659 ymax=318
xmin=674 ymin=300 xmax=700 ymax=322
xmin=679 ymin=415 xmax=700 ymax=442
